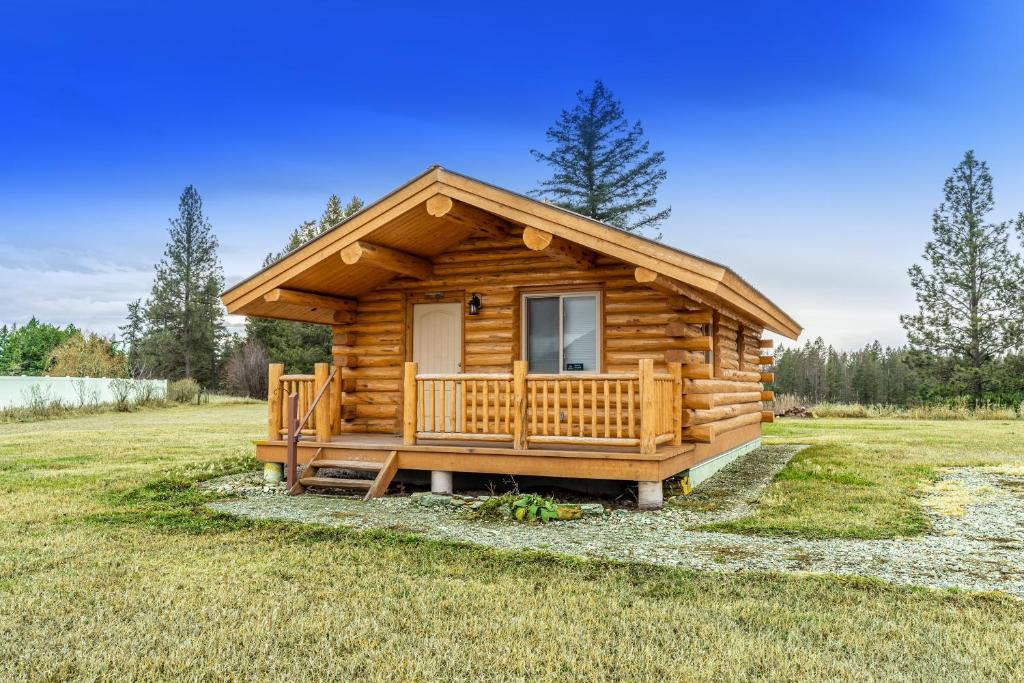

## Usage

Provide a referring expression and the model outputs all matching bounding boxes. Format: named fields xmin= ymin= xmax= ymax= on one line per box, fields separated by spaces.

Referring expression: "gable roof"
xmin=221 ymin=166 xmax=801 ymax=338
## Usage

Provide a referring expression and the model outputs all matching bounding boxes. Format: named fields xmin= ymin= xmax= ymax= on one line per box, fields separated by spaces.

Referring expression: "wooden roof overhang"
xmin=221 ymin=167 xmax=802 ymax=339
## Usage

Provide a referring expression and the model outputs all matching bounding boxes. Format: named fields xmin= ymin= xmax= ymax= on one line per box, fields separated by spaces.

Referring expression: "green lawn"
xmin=704 ymin=418 xmax=1024 ymax=539
xmin=1 ymin=405 xmax=1021 ymax=681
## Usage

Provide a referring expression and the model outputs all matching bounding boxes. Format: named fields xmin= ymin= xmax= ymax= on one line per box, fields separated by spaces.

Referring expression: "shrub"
xmin=49 ymin=332 xmax=127 ymax=378
xmin=168 ymin=379 xmax=200 ymax=404
xmin=223 ymin=339 xmax=269 ymax=399
xmin=132 ymin=381 xmax=165 ymax=407
xmin=108 ymin=378 xmax=135 ymax=412
xmin=71 ymin=379 xmax=102 ymax=408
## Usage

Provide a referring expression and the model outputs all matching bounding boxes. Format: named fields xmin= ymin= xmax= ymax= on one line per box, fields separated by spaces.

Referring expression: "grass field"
xmin=1 ymin=405 xmax=1022 ymax=681
xmin=705 ymin=417 xmax=1024 ymax=538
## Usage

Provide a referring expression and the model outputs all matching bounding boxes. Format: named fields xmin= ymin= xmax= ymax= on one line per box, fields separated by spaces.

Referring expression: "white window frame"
xmin=520 ymin=291 xmax=602 ymax=374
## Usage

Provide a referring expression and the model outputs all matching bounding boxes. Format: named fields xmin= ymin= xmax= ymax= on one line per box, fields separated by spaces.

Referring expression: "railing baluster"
xmin=577 ymin=380 xmax=584 ymax=437
xmin=553 ymin=380 xmax=561 ymax=437
xmin=566 ymin=380 xmax=573 ymax=437
xmin=615 ymin=381 xmax=622 ymax=438
xmin=627 ymin=380 xmax=635 ymax=438
xmin=590 ymin=380 xmax=597 ymax=438
xmin=603 ymin=380 xmax=610 ymax=438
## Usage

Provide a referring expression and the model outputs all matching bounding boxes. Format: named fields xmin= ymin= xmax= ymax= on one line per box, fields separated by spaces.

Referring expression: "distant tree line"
xmin=773 ymin=339 xmax=1024 ymax=406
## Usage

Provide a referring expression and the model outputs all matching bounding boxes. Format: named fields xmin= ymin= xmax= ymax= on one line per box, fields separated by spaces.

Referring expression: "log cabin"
xmin=221 ymin=166 xmax=801 ymax=509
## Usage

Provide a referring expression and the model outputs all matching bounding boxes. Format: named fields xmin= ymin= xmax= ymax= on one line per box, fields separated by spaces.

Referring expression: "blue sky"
xmin=2 ymin=1 xmax=1023 ymax=347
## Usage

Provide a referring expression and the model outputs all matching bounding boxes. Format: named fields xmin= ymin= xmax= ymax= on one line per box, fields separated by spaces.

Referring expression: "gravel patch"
xmin=207 ymin=446 xmax=1024 ymax=598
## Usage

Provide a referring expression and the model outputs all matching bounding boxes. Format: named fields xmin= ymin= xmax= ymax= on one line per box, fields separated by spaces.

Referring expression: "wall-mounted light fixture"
xmin=467 ymin=293 xmax=482 ymax=316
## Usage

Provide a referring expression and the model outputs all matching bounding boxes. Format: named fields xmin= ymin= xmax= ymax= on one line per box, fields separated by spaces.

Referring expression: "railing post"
xmin=286 ymin=392 xmax=299 ymax=488
xmin=329 ymin=364 xmax=342 ymax=436
xmin=403 ymin=361 xmax=418 ymax=445
xmin=639 ymin=358 xmax=656 ymax=455
xmin=314 ymin=362 xmax=330 ymax=443
xmin=267 ymin=363 xmax=284 ymax=441
xmin=512 ymin=360 xmax=528 ymax=449
xmin=669 ymin=361 xmax=683 ymax=446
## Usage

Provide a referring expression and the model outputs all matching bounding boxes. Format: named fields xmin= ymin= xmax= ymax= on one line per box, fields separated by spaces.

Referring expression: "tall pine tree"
xmin=246 ymin=194 xmax=363 ymax=374
xmin=531 ymin=81 xmax=670 ymax=236
xmin=900 ymin=151 xmax=1024 ymax=401
xmin=140 ymin=185 xmax=226 ymax=386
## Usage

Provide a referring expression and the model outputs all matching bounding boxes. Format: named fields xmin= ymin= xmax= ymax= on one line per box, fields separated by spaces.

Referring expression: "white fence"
xmin=0 ymin=376 xmax=168 ymax=409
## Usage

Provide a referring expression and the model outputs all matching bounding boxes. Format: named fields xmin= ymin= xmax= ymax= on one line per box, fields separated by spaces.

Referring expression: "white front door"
xmin=412 ymin=303 xmax=462 ymax=373
xmin=412 ymin=303 xmax=462 ymax=432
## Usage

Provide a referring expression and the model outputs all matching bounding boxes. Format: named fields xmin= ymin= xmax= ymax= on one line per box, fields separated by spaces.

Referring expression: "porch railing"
xmin=266 ymin=362 xmax=338 ymax=443
xmin=403 ymin=359 xmax=682 ymax=454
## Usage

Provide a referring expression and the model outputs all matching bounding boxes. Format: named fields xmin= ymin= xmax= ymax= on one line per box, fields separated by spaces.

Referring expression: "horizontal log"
xmin=664 ymin=322 xmax=704 ymax=338
xmin=332 ymin=331 xmax=357 ymax=346
xmin=664 ymin=349 xmax=707 ymax=364
xmin=263 ymin=288 xmax=357 ymax=311
xmin=279 ymin=374 xmax=314 ymax=382
xmin=672 ymin=310 xmax=713 ymax=325
xmin=428 ymin=195 xmax=513 ymax=238
xmin=683 ymin=411 xmax=762 ymax=443
xmin=680 ymin=364 xmax=713 ymax=379
xmin=683 ymin=379 xmax=762 ymax=394
xmin=683 ymin=391 xmax=763 ymax=409
xmin=416 ymin=431 xmax=510 ymax=442
xmin=522 ymin=227 xmax=596 ymax=270
xmin=340 ymin=377 xmax=358 ymax=393
xmin=760 ymin=372 xmax=775 ymax=383
xmin=340 ymin=241 xmax=433 ymax=279
xmin=335 ymin=355 xmax=359 ymax=368
xmin=682 ymin=401 xmax=761 ymax=426
xmin=761 ymin=410 xmax=774 ymax=423
xmin=759 ymin=339 xmax=774 ymax=349
xmin=760 ymin=390 xmax=774 ymax=401
xmin=715 ymin=317 xmax=740 ymax=331
xmin=758 ymin=356 xmax=774 ymax=366
xmin=676 ymin=336 xmax=712 ymax=352
xmin=341 ymin=405 xmax=358 ymax=421
xmin=528 ymin=435 xmax=641 ymax=447
xmin=719 ymin=369 xmax=761 ymax=383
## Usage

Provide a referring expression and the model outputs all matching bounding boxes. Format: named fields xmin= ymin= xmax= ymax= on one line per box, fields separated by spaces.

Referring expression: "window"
xmin=522 ymin=293 xmax=600 ymax=373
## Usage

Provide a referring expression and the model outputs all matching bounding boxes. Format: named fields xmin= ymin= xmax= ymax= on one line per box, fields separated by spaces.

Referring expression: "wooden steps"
xmin=312 ymin=459 xmax=384 ymax=472
xmin=288 ymin=449 xmax=399 ymax=500
xmin=299 ymin=476 xmax=373 ymax=490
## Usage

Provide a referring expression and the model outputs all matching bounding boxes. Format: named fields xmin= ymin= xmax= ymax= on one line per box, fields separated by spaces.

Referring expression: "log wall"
xmin=331 ymin=226 xmax=769 ymax=446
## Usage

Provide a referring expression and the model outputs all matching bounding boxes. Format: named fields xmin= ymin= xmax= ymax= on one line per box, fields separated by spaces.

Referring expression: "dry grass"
xmin=1 ymin=405 xmax=1022 ymax=681
xmin=810 ymin=402 xmax=1018 ymax=420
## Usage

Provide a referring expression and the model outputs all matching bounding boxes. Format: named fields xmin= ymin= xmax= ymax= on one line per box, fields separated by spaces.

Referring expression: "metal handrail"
xmin=286 ymin=368 xmax=336 ymax=490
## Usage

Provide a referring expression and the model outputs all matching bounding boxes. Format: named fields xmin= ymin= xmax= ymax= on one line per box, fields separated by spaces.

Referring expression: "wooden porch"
xmin=256 ymin=358 xmax=745 ymax=505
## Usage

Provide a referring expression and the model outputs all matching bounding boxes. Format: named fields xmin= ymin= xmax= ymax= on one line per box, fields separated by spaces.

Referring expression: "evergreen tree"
xmin=0 ymin=318 xmax=78 ymax=375
xmin=531 ymin=80 xmax=670 ymax=236
xmin=140 ymin=185 xmax=226 ymax=386
xmin=119 ymin=298 xmax=145 ymax=377
xmin=900 ymin=151 xmax=1024 ymax=401
xmin=247 ymin=194 xmax=363 ymax=374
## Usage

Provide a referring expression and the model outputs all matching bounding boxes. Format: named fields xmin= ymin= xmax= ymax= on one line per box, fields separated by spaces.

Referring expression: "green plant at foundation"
xmin=511 ymin=493 xmax=560 ymax=523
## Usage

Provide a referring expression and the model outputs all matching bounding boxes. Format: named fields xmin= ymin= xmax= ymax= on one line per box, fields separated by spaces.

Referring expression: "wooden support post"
xmin=403 ymin=362 xmax=418 ymax=445
xmin=639 ymin=358 xmax=656 ymax=455
xmin=512 ymin=360 xmax=528 ymax=450
xmin=669 ymin=361 xmax=683 ymax=446
xmin=329 ymin=364 xmax=342 ymax=435
xmin=314 ymin=362 xmax=330 ymax=443
xmin=267 ymin=363 xmax=284 ymax=441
